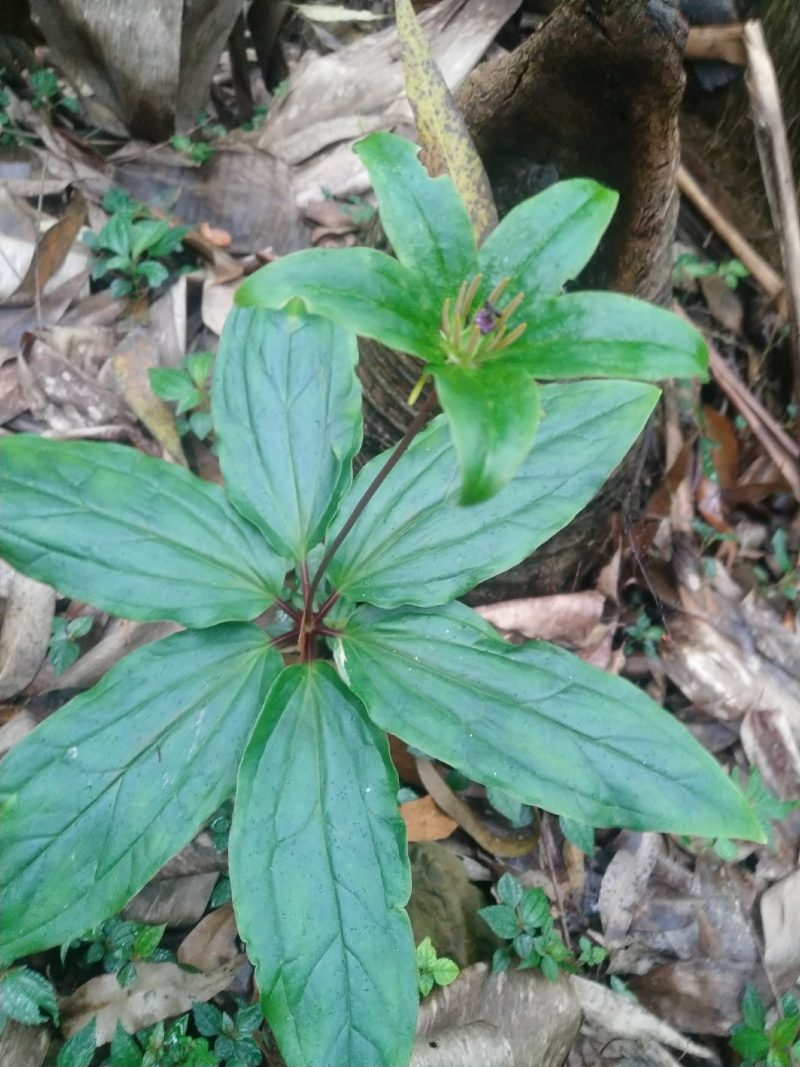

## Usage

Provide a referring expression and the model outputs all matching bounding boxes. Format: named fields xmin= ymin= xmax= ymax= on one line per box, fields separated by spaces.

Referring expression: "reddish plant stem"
xmin=308 ymin=388 xmax=438 ymax=617
xmin=275 ymin=597 xmax=302 ymax=624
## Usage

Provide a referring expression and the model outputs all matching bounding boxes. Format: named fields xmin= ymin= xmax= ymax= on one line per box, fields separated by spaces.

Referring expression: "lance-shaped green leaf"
xmin=354 ymin=133 xmax=477 ymax=300
xmin=230 ymin=663 xmax=416 ymax=1067
xmin=0 ymin=625 xmax=281 ymax=965
xmin=477 ymin=179 xmax=617 ymax=301
xmin=0 ymin=436 xmax=284 ymax=628
xmin=326 ymin=379 xmax=659 ymax=606
xmin=236 ymin=247 xmax=440 ymax=361
xmin=335 ymin=603 xmax=763 ymax=841
xmin=501 ymin=292 xmax=708 ymax=381
xmin=432 ymin=362 xmax=541 ymax=504
xmin=215 ymin=307 xmax=362 ymax=561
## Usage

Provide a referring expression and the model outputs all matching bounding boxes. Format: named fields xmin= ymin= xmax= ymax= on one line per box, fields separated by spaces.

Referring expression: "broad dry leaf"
xmin=395 ymin=0 xmax=497 ymax=244
xmin=401 ymin=795 xmax=457 ymax=841
xmin=475 ymin=592 xmax=607 ymax=647
xmin=0 ymin=572 xmax=55 ymax=699
xmin=178 ymin=903 xmax=239 ymax=972
xmin=412 ymin=963 xmax=580 ymax=1067
xmin=599 ymin=832 xmax=663 ymax=949
xmin=295 ymin=3 xmax=389 ymax=22
xmin=110 ymin=332 xmax=186 ymax=465
xmin=629 ymin=960 xmax=766 ymax=1035
xmin=123 ymin=837 xmax=224 ymax=927
xmin=761 ymin=867 xmax=800 ymax=989
xmin=61 ymin=958 xmax=245 ymax=1043
xmin=9 ymin=192 xmax=87 ymax=306
xmin=572 ymin=975 xmax=714 ymax=1059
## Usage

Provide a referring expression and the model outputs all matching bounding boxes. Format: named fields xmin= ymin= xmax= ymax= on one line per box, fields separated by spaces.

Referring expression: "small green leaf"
xmin=730 ymin=1025 xmax=771 ymax=1059
xmin=49 ymin=636 xmax=81 ymax=675
xmin=135 ymin=259 xmax=169 ymax=289
xmin=513 ymin=932 xmax=535 ymax=959
xmin=236 ymin=247 xmax=440 ymax=361
xmin=0 ymin=435 xmax=285 ymax=628
xmin=99 ymin=213 xmax=132 ymax=257
xmin=131 ymin=220 xmax=171 ymax=259
xmin=132 ymin=923 xmax=165 ymax=960
xmin=57 ymin=1018 xmax=96 ymax=1067
xmin=148 ymin=368 xmax=203 ymax=413
xmin=185 ymin=351 xmax=214 ymax=388
xmin=67 ymin=616 xmax=93 ymax=640
xmin=192 ymin=1002 xmax=224 ymax=1037
xmin=418 ymin=972 xmax=434 ymax=998
xmin=416 ymin=937 xmax=437 ymax=970
xmin=110 ymin=277 xmax=134 ymax=298
xmin=188 ymin=410 xmax=213 ymax=440
xmin=0 ymin=967 xmax=59 ymax=1026
xmin=540 ymin=955 xmax=560 ymax=982
xmin=215 ymin=308 xmax=362 ymax=561
xmin=0 ymin=625 xmax=282 ymax=964
xmin=501 ymin=292 xmax=708 ymax=383
xmin=477 ymin=179 xmax=617 ymax=301
xmin=519 ymin=888 xmax=550 ymax=930
xmin=109 ymin=1022 xmax=143 ymax=1066
xmin=741 ymin=985 xmax=766 ymax=1032
xmin=496 ymin=873 xmax=523 ymax=909
xmin=229 ymin=663 xmax=417 ymax=1067
xmin=432 ymin=362 xmax=540 ymax=504
xmin=430 ymin=957 xmax=459 ymax=987
xmin=354 ymin=133 xmax=477 ymax=301
xmin=479 ymin=905 xmax=518 ymax=940
xmin=116 ymin=961 xmax=137 ymax=988
xmin=326 ymin=380 xmax=660 ymax=606
xmin=336 ymin=602 xmax=764 ymax=840
xmin=772 ymin=1015 xmax=800 ymax=1047
xmin=492 ymin=947 xmax=512 ymax=973
xmin=559 ymin=816 xmax=595 ymax=855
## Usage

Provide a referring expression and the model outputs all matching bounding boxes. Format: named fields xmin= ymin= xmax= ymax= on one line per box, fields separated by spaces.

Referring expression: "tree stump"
xmin=357 ymin=0 xmax=688 ymax=596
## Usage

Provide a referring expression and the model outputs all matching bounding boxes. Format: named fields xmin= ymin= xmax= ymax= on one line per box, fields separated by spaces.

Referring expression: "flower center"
xmin=439 ymin=275 xmax=527 ymax=366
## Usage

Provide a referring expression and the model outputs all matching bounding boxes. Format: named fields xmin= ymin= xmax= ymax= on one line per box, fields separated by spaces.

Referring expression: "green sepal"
xmin=215 ymin=307 xmax=362 ymax=560
xmin=0 ymin=435 xmax=285 ymax=628
xmin=0 ymin=625 xmax=282 ymax=965
xmin=335 ymin=602 xmax=764 ymax=841
xmin=432 ymin=362 xmax=540 ymax=504
xmin=229 ymin=662 xmax=417 ymax=1067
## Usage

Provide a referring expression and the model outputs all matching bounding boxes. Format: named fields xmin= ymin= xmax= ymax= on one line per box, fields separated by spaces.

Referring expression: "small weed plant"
xmin=149 ymin=351 xmax=215 ymax=441
xmin=730 ymin=986 xmax=800 ymax=1067
xmin=84 ymin=193 xmax=189 ymax=298
xmin=481 ymin=873 xmax=573 ymax=981
xmin=415 ymin=938 xmax=459 ymax=997
xmin=0 ymin=134 xmax=761 ymax=1066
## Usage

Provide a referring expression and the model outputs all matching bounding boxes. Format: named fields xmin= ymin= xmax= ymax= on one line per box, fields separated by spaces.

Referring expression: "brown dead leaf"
xmin=0 ymin=709 xmax=38 ymax=758
xmin=123 ymin=837 xmax=224 ymax=927
xmin=572 ymin=975 xmax=714 ymax=1060
xmin=475 ymin=591 xmax=607 ymax=648
xmin=0 ymin=573 xmax=56 ymax=699
xmin=401 ymin=795 xmax=457 ymax=842
xmin=9 ymin=191 xmax=87 ymax=306
xmin=741 ymin=707 xmax=800 ymax=801
xmin=110 ymin=332 xmax=186 ymax=464
xmin=702 ymin=405 xmax=740 ymax=489
xmin=201 ymin=279 xmax=238 ymax=337
xmin=198 ymin=220 xmax=232 ymax=247
xmin=699 ymin=273 xmax=744 ymax=334
xmin=61 ymin=958 xmax=245 ymax=1043
xmin=412 ymin=963 xmax=580 ymax=1067
xmin=761 ymin=868 xmax=800 ymax=990
xmin=599 ymin=832 xmax=663 ymax=949
xmin=629 ymin=960 xmax=767 ymax=1035
xmin=177 ymin=903 xmax=239 ymax=972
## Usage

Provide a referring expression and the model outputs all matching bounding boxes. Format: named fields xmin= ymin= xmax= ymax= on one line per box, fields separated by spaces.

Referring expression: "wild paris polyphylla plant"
xmin=0 ymin=133 xmax=762 ymax=1067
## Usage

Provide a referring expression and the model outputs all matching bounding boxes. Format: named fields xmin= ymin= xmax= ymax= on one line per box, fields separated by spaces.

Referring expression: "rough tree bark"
xmin=358 ymin=0 xmax=688 ymax=597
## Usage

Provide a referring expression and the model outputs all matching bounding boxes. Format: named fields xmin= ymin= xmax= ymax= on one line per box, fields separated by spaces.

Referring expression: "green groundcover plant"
xmin=0 ymin=133 xmax=761 ymax=1067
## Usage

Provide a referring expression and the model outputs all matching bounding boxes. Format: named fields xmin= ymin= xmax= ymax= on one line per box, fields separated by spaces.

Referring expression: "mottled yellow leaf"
xmin=395 ymin=0 xmax=498 ymax=244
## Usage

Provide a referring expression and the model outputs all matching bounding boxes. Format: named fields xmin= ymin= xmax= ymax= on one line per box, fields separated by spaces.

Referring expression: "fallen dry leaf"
xmin=412 ymin=963 xmax=580 ymax=1067
xmin=123 ymin=837 xmax=224 ymax=927
xmin=110 ymin=332 xmax=186 ymax=465
xmin=599 ymin=832 xmax=663 ymax=949
xmin=9 ymin=191 xmax=87 ymax=306
xmin=572 ymin=974 xmax=713 ymax=1060
xmin=760 ymin=867 xmax=800 ymax=989
xmin=177 ymin=902 xmax=239 ymax=972
xmin=0 ymin=709 xmax=38 ymax=758
xmin=61 ymin=958 xmax=245 ymax=1043
xmin=198 ymin=220 xmax=232 ymax=247
xmin=475 ymin=591 xmax=606 ymax=647
xmin=629 ymin=960 xmax=766 ymax=1035
xmin=0 ymin=572 xmax=56 ymax=699
xmin=401 ymin=795 xmax=457 ymax=842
